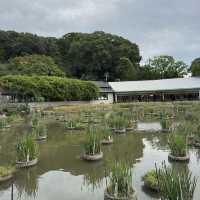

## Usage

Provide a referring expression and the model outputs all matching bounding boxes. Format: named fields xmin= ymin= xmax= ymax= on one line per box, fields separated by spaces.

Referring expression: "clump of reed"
xmin=16 ymin=135 xmax=39 ymax=162
xmin=156 ymin=162 xmax=197 ymax=200
xmin=0 ymin=118 xmax=8 ymax=129
xmin=106 ymin=161 xmax=133 ymax=198
xmin=32 ymin=124 xmax=47 ymax=138
xmin=31 ymin=113 xmax=40 ymax=128
xmin=100 ymin=125 xmax=113 ymax=140
xmin=108 ymin=115 xmax=129 ymax=130
xmin=83 ymin=126 xmax=101 ymax=156
xmin=168 ymin=125 xmax=188 ymax=157
xmin=168 ymin=133 xmax=187 ymax=157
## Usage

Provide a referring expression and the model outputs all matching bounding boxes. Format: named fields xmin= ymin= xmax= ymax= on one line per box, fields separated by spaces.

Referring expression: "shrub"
xmin=0 ymin=75 xmax=99 ymax=102
xmin=9 ymin=54 xmax=65 ymax=77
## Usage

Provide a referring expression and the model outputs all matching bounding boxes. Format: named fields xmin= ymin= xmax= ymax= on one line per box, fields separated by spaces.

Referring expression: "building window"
xmin=98 ymin=93 xmax=108 ymax=100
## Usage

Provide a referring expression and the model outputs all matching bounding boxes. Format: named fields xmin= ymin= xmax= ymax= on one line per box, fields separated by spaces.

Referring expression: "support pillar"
xmin=199 ymin=90 xmax=200 ymax=100
xmin=162 ymin=93 xmax=165 ymax=101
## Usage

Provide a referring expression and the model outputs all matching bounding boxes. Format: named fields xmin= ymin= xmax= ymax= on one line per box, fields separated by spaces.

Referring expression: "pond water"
xmin=0 ymin=118 xmax=200 ymax=200
xmin=137 ymin=122 xmax=162 ymax=132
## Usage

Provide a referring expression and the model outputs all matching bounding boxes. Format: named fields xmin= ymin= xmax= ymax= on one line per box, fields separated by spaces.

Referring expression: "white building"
xmin=109 ymin=77 xmax=200 ymax=103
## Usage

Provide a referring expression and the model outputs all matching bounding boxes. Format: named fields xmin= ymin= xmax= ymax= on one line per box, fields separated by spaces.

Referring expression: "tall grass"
xmin=0 ymin=118 xmax=7 ymax=129
xmin=31 ymin=114 xmax=39 ymax=128
xmin=84 ymin=126 xmax=101 ymax=155
xmin=107 ymin=115 xmax=129 ymax=130
xmin=99 ymin=125 xmax=112 ymax=140
xmin=156 ymin=162 xmax=197 ymax=200
xmin=32 ymin=124 xmax=47 ymax=137
xmin=16 ymin=136 xmax=39 ymax=162
xmin=168 ymin=131 xmax=187 ymax=157
xmin=106 ymin=161 xmax=133 ymax=198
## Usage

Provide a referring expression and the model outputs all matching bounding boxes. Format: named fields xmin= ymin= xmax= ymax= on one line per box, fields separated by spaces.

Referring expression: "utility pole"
xmin=104 ymin=72 xmax=109 ymax=82
xmin=11 ymin=179 xmax=14 ymax=200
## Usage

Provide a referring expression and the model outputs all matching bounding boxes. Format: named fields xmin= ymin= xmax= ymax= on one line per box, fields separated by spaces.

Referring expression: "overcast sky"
xmin=0 ymin=0 xmax=199 ymax=64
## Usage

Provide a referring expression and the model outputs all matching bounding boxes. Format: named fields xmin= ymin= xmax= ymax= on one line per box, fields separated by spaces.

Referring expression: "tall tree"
xmin=0 ymin=30 xmax=141 ymax=80
xmin=116 ymin=57 xmax=138 ymax=81
xmin=59 ymin=31 xmax=141 ymax=81
xmin=190 ymin=58 xmax=200 ymax=76
xmin=8 ymin=54 xmax=65 ymax=76
xmin=144 ymin=55 xmax=188 ymax=79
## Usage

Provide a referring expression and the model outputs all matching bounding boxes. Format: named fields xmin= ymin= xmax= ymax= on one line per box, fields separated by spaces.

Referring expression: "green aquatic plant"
xmin=142 ymin=170 xmax=159 ymax=191
xmin=7 ymin=114 xmax=23 ymax=123
xmin=161 ymin=118 xmax=168 ymax=130
xmin=83 ymin=126 xmax=101 ymax=155
xmin=168 ymin=133 xmax=187 ymax=157
xmin=100 ymin=125 xmax=112 ymax=140
xmin=16 ymin=136 xmax=39 ymax=162
xmin=0 ymin=166 xmax=15 ymax=177
xmin=65 ymin=117 xmax=86 ymax=130
xmin=108 ymin=115 xmax=129 ymax=130
xmin=156 ymin=162 xmax=197 ymax=200
xmin=0 ymin=118 xmax=8 ymax=129
xmin=106 ymin=161 xmax=133 ymax=198
xmin=32 ymin=124 xmax=47 ymax=138
xmin=31 ymin=114 xmax=40 ymax=128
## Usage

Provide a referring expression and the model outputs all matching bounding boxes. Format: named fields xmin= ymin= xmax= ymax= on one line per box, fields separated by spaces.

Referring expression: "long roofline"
xmin=109 ymin=77 xmax=200 ymax=93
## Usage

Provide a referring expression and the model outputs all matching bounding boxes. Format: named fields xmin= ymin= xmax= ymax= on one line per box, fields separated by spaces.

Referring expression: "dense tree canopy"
xmin=140 ymin=55 xmax=188 ymax=80
xmin=0 ymin=30 xmax=141 ymax=81
xmin=190 ymin=58 xmax=200 ymax=76
xmin=59 ymin=31 xmax=141 ymax=80
xmin=0 ymin=30 xmax=190 ymax=81
xmin=0 ymin=30 xmax=60 ymax=63
xmin=0 ymin=75 xmax=99 ymax=102
xmin=8 ymin=54 xmax=65 ymax=76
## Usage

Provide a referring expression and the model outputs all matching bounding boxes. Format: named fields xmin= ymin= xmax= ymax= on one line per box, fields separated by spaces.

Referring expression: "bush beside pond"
xmin=0 ymin=75 xmax=99 ymax=102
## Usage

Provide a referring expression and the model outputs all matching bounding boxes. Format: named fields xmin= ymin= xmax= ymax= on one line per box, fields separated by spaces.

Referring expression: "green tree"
xmin=144 ymin=55 xmax=188 ymax=79
xmin=59 ymin=31 xmax=141 ymax=81
xmin=0 ymin=30 xmax=61 ymax=63
xmin=8 ymin=54 xmax=65 ymax=76
xmin=116 ymin=57 xmax=138 ymax=81
xmin=190 ymin=58 xmax=200 ymax=76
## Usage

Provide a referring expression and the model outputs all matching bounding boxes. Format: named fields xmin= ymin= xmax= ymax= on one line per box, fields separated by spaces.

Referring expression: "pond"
xmin=136 ymin=122 xmax=162 ymax=132
xmin=0 ymin=117 xmax=200 ymax=200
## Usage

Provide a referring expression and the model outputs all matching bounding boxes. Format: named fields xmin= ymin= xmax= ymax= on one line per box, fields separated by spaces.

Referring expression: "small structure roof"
xmin=109 ymin=77 xmax=200 ymax=93
xmin=93 ymin=81 xmax=113 ymax=93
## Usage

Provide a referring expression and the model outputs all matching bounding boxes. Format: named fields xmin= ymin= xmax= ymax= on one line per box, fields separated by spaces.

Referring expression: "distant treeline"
xmin=0 ymin=30 xmax=199 ymax=80
xmin=0 ymin=30 xmax=141 ymax=81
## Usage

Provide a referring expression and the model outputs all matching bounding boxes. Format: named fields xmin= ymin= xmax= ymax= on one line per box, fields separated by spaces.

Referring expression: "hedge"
xmin=0 ymin=75 xmax=99 ymax=102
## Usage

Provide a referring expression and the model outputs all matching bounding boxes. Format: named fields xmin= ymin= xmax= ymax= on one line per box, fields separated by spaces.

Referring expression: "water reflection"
xmin=137 ymin=122 xmax=162 ymax=132
xmin=15 ymin=168 xmax=39 ymax=199
xmin=0 ymin=119 xmax=199 ymax=200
